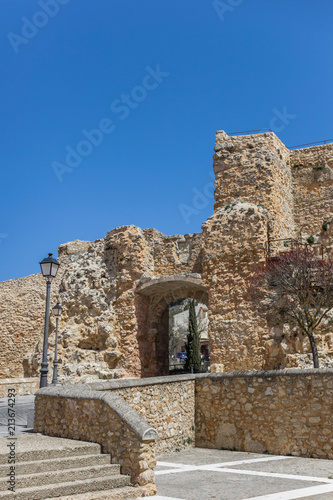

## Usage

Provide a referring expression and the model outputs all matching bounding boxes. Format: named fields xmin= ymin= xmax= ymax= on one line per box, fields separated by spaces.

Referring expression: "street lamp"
xmin=51 ymin=303 xmax=63 ymax=385
xmin=39 ymin=253 xmax=60 ymax=388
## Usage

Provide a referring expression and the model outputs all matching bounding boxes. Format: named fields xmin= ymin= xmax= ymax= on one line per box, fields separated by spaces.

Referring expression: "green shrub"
xmin=307 ymin=235 xmax=315 ymax=244
xmin=224 ymin=201 xmax=243 ymax=211
xmin=313 ymin=165 xmax=325 ymax=170
xmin=323 ymin=221 xmax=330 ymax=231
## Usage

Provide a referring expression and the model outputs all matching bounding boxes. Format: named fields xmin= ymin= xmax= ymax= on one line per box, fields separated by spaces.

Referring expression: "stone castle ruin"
xmin=1 ymin=130 xmax=333 ymax=384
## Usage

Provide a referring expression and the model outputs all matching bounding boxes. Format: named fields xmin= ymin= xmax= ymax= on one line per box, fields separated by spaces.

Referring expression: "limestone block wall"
xmin=290 ymin=143 xmax=333 ymax=244
xmin=109 ymin=377 xmax=195 ymax=453
xmin=143 ymin=229 xmax=203 ymax=276
xmin=196 ymin=369 xmax=333 ymax=459
xmin=0 ymin=272 xmax=61 ymax=378
xmin=213 ymin=131 xmax=295 ymax=242
xmin=202 ymin=201 xmax=270 ymax=372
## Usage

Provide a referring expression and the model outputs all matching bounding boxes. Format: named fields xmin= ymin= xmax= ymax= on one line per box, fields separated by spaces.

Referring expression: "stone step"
xmin=0 ymin=453 xmax=112 ymax=477
xmin=0 ymin=439 xmax=101 ymax=465
xmin=0 ymin=463 xmax=122 ymax=491
xmin=0 ymin=474 xmax=132 ymax=500
xmin=45 ymin=485 xmax=143 ymax=500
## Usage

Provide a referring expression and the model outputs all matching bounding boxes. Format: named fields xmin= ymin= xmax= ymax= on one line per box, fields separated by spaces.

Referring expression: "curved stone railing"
xmin=35 ymin=384 xmax=159 ymax=496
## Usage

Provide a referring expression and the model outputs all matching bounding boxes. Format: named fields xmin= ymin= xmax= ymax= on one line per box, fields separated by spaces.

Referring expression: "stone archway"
xmin=136 ymin=274 xmax=208 ymax=377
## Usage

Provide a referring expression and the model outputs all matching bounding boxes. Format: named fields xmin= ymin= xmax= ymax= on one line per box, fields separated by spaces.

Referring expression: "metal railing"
xmin=288 ymin=139 xmax=333 ymax=150
xmin=226 ymin=129 xmax=272 ymax=136
xmin=224 ymin=130 xmax=333 ymax=151
xmin=265 ymin=238 xmax=327 ymax=260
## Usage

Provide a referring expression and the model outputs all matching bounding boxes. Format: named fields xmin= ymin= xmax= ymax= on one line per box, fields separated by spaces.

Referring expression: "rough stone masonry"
xmin=1 ymin=130 xmax=333 ymax=383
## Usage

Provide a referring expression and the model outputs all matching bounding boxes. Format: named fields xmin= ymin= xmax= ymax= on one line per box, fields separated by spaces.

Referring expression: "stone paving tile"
xmin=0 ymin=395 xmax=35 ymax=435
xmin=155 ymin=470 xmax=323 ymax=500
xmin=156 ymin=448 xmax=268 ymax=466
xmin=306 ymin=496 xmax=333 ymax=500
xmin=231 ymin=457 xmax=333 ymax=479
xmin=150 ymin=448 xmax=333 ymax=500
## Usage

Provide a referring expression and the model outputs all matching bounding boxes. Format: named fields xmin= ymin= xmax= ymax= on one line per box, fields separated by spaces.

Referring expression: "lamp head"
xmin=52 ymin=303 xmax=63 ymax=317
xmin=39 ymin=253 xmax=60 ymax=279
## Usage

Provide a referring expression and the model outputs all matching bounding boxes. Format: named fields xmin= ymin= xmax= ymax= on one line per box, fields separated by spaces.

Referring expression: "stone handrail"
xmin=37 ymin=384 xmax=158 ymax=442
xmin=35 ymin=384 xmax=159 ymax=495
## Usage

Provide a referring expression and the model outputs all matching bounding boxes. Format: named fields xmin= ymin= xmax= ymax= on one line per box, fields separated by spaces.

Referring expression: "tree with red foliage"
xmin=247 ymin=244 xmax=333 ymax=368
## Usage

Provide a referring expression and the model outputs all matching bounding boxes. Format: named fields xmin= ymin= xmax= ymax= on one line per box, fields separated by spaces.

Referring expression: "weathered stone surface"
xmin=112 ymin=379 xmax=195 ymax=454
xmin=213 ymin=131 xmax=295 ymax=243
xmin=1 ymin=131 xmax=333 ymax=383
xmin=0 ymin=377 xmax=39 ymax=397
xmin=0 ymin=272 xmax=62 ymax=379
xmin=195 ymin=369 xmax=333 ymax=460
xmin=291 ymin=143 xmax=333 ymax=246
xmin=202 ymin=201 xmax=270 ymax=372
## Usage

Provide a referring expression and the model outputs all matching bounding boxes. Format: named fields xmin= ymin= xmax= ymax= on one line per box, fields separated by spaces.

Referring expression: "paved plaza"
xmin=0 ymin=395 xmax=34 ymax=437
xmin=139 ymin=448 xmax=333 ymax=500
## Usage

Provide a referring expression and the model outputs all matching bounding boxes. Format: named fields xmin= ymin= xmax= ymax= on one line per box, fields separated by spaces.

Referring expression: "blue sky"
xmin=0 ymin=0 xmax=332 ymax=281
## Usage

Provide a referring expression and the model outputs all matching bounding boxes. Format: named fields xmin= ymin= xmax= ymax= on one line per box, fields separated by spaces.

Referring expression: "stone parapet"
xmin=37 ymin=374 xmax=196 ymax=454
xmin=0 ymin=377 xmax=39 ymax=397
xmin=35 ymin=384 xmax=158 ymax=496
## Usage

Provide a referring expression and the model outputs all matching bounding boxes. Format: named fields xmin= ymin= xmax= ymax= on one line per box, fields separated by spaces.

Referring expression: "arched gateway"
xmin=136 ymin=274 xmax=208 ymax=376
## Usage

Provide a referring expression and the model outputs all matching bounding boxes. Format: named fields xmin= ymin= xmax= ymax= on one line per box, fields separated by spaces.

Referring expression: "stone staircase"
xmin=0 ymin=434 xmax=141 ymax=499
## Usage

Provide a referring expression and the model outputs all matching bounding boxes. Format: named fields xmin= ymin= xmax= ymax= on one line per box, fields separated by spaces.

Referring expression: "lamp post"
xmin=39 ymin=253 xmax=60 ymax=388
xmin=51 ymin=303 xmax=63 ymax=385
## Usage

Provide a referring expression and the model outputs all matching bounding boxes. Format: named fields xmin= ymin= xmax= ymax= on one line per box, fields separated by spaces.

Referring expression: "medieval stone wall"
xmin=0 ymin=273 xmax=61 ymax=378
xmin=1 ymin=131 xmax=333 ymax=383
xmin=202 ymin=201 xmax=270 ymax=372
xmin=3 ymin=227 xmax=203 ymax=383
xmin=213 ymin=131 xmax=295 ymax=244
xmin=290 ymin=143 xmax=333 ymax=248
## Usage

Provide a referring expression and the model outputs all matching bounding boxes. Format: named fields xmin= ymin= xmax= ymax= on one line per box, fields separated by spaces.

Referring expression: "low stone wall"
xmin=34 ymin=386 xmax=158 ymax=496
xmin=35 ymin=370 xmax=333 ymax=497
xmin=196 ymin=369 xmax=333 ymax=459
xmin=0 ymin=378 xmax=39 ymax=397
xmin=87 ymin=375 xmax=196 ymax=453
